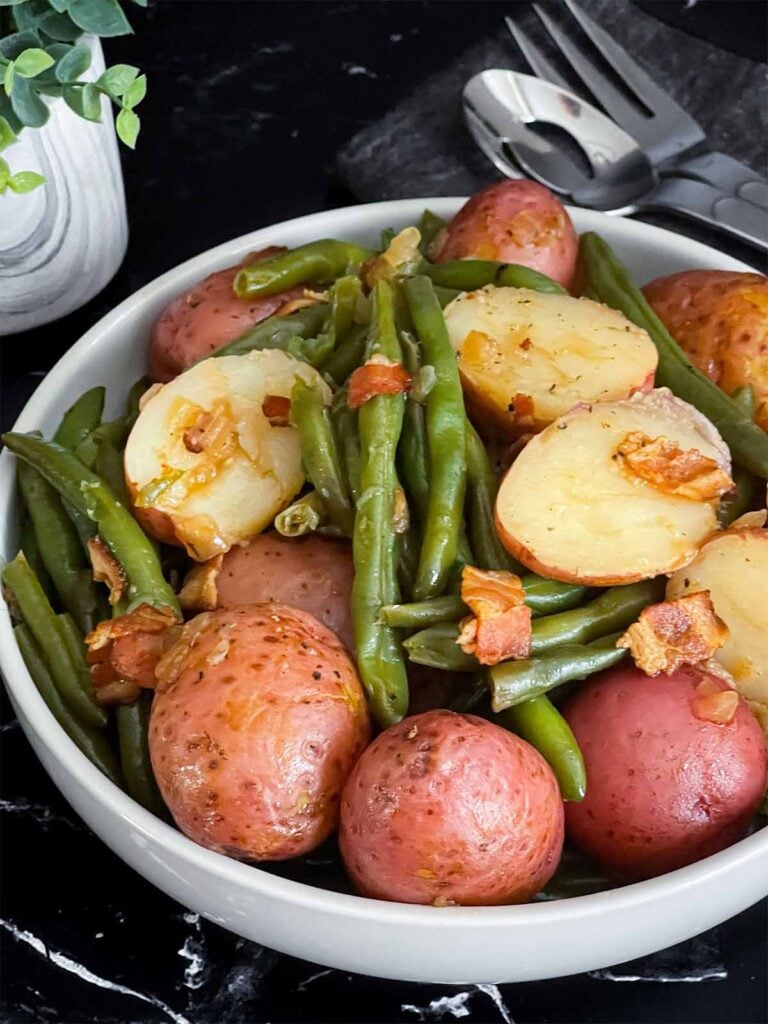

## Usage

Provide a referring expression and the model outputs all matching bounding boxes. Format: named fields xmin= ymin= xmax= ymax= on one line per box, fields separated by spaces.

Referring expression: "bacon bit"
xmin=616 ymin=432 xmax=733 ymax=501
xmin=261 ymin=394 xmax=291 ymax=427
xmin=139 ymin=382 xmax=164 ymax=411
xmin=507 ymin=393 xmax=536 ymax=427
xmin=275 ymin=289 xmax=327 ymax=316
xmin=86 ymin=604 xmax=180 ymax=704
xmin=457 ymin=566 xmax=532 ymax=666
xmin=347 ymin=359 xmax=412 ymax=410
xmin=392 ymin=486 xmax=410 ymax=535
xmin=692 ymin=677 xmax=740 ymax=725
xmin=87 ymin=538 xmax=126 ymax=606
xmin=179 ymin=556 xmax=222 ymax=612
xmin=617 ymin=591 xmax=729 ymax=676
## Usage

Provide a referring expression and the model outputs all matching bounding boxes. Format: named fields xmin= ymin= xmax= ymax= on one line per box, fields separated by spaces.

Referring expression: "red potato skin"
xmin=339 ymin=709 xmax=564 ymax=905
xmin=643 ymin=270 xmax=768 ymax=429
xmin=216 ymin=533 xmax=355 ymax=651
xmin=431 ymin=181 xmax=579 ymax=290
xmin=148 ymin=247 xmax=305 ymax=383
xmin=564 ymin=665 xmax=768 ymax=881
xmin=149 ymin=604 xmax=370 ymax=861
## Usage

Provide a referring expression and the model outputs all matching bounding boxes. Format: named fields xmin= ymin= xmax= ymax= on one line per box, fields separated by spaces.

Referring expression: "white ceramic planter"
xmin=0 ymin=38 xmax=128 ymax=336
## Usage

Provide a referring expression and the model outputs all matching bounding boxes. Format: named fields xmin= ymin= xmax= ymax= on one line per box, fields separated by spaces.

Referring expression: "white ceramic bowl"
xmin=1 ymin=199 xmax=766 ymax=984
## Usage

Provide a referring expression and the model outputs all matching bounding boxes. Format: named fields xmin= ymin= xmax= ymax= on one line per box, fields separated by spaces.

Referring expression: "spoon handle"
xmin=660 ymin=152 xmax=768 ymax=211
xmin=640 ymin=178 xmax=768 ymax=253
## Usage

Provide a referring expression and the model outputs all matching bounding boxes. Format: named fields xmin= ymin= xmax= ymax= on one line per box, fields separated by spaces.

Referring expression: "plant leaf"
xmin=8 ymin=169 xmax=46 ymax=192
xmin=0 ymin=91 xmax=22 ymax=133
xmin=115 ymin=105 xmax=138 ymax=148
xmin=37 ymin=10 xmax=84 ymax=42
xmin=0 ymin=31 xmax=42 ymax=61
xmin=0 ymin=114 xmax=16 ymax=151
xmin=123 ymin=72 xmax=145 ymax=109
xmin=47 ymin=0 xmax=72 ymax=11
xmin=10 ymin=74 xmax=49 ymax=127
xmin=67 ymin=0 xmax=133 ymax=37
xmin=3 ymin=62 xmax=14 ymax=97
xmin=15 ymin=48 xmax=55 ymax=78
xmin=64 ymin=80 xmax=101 ymax=120
xmin=98 ymin=62 xmax=137 ymax=97
xmin=11 ymin=0 xmax=50 ymax=31
xmin=54 ymin=42 xmax=91 ymax=82
xmin=0 ymin=1 xmax=28 ymax=7
xmin=127 ymin=0 xmax=147 ymax=6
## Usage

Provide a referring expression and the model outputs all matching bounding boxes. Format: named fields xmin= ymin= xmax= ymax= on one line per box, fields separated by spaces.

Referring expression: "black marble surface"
xmin=1 ymin=3 xmax=767 ymax=1022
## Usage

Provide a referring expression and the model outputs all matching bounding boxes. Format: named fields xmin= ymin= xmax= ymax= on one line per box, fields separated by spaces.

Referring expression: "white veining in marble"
xmin=0 ymin=38 xmax=127 ymax=335
xmin=0 ymin=797 xmax=81 ymax=831
xmin=178 ymin=912 xmax=207 ymax=991
xmin=0 ymin=917 xmax=191 ymax=1024
xmin=402 ymin=992 xmax=473 ymax=1020
xmin=296 ymin=968 xmax=334 ymax=991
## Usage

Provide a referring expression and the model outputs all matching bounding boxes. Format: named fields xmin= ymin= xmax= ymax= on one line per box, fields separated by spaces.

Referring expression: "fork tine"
xmin=531 ymin=2 xmax=643 ymax=129
xmin=503 ymin=15 xmax=571 ymax=91
xmin=561 ymin=0 xmax=689 ymax=118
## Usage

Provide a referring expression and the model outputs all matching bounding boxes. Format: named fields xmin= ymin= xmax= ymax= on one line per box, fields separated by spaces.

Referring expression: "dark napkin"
xmin=337 ymin=0 xmax=767 ymax=265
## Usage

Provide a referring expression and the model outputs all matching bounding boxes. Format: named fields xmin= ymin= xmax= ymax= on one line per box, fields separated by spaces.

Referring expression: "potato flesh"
xmin=667 ymin=531 xmax=768 ymax=714
xmin=495 ymin=389 xmax=729 ymax=584
xmin=444 ymin=287 xmax=658 ymax=432
xmin=125 ymin=350 xmax=330 ymax=560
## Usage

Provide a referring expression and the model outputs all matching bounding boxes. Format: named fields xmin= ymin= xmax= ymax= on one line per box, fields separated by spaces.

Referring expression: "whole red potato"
xmin=148 ymin=247 xmax=305 ymax=382
xmin=431 ymin=180 xmax=578 ymax=289
xmin=564 ymin=665 xmax=767 ymax=880
xmin=149 ymin=604 xmax=370 ymax=861
xmin=213 ymin=533 xmax=355 ymax=651
xmin=643 ymin=270 xmax=768 ymax=429
xmin=339 ymin=709 xmax=564 ymax=905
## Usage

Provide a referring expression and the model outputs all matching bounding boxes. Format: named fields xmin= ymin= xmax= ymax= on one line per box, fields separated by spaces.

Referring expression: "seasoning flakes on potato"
xmin=125 ymin=350 xmax=331 ymax=560
xmin=495 ymin=388 xmax=732 ymax=585
xmin=444 ymin=287 xmax=658 ymax=435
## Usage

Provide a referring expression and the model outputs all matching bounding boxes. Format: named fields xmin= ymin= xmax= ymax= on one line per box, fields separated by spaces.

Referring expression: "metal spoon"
xmin=463 ymin=70 xmax=767 ymax=252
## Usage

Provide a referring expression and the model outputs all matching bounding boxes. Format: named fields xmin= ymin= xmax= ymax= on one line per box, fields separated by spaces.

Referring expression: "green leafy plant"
xmin=0 ymin=0 xmax=146 ymax=195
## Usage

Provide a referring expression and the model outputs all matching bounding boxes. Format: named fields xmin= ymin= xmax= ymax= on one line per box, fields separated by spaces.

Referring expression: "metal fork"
xmin=505 ymin=0 xmax=768 ymax=210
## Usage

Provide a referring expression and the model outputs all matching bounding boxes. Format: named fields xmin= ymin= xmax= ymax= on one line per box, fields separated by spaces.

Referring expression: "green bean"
xmin=403 ymin=621 xmax=477 ymax=672
xmin=17 ymin=461 xmax=105 ymax=633
xmin=489 ymin=633 xmax=627 ymax=711
xmin=234 ymin=240 xmax=374 ymax=298
xmin=529 ymin=579 xmax=664 ymax=655
xmin=434 ymin=285 xmax=461 ymax=308
xmin=425 ymin=260 xmax=567 ymax=294
xmin=521 ymin=577 xmax=591 ymax=617
xmin=396 ymin=522 xmax=420 ymax=601
xmin=274 ymin=490 xmax=327 ymax=537
xmin=417 ymin=210 xmax=447 ymax=254
xmin=14 ymin=625 xmax=121 ymax=786
xmin=3 ymin=554 xmax=106 ymax=728
xmin=381 ymin=594 xmax=465 ymax=629
xmin=383 ymin=575 xmax=590 ymax=630
xmin=2 ymin=434 xmax=179 ymax=616
xmin=321 ymin=275 xmax=364 ymax=350
xmin=379 ymin=227 xmax=396 ymax=250
xmin=291 ymin=379 xmax=354 ymax=535
xmin=19 ymin=513 xmax=56 ymax=605
xmin=465 ymin=421 xmax=521 ymax=573
xmin=116 ymin=693 xmax=165 ymax=815
xmin=331 ymin=390 xmax=362 ymax=503
xmin=75 ymin=417 xmax=129 ymax=470
xmin=213 ymin=303 xmax=330 ymax=360
xmin=448 ymin=674 xmax=489 ymax=714
xmin=537 ymin=846 xmax=611 ymax=899
xmin=321 ymin=322 xmax=368 ymax=385
xmin=94 ymin=438 xmax=129 ymax=506
xmin=579 ymin=232 xmax=768 ymax=479
xmin=718 ymin=466 xmax=763 ymax=527
xmin=731 ymin=385 xmax=757 ymax=421
xmin=53 ymin=387 xmax=105 ymax=451
xmin=352 ymin=280 xmax=409 ymax=726
xmin=57 ymin=611 xmax=105 ymax=710
xmin=496 ymin=696 xmax=586 ymax=801
xmin=404 ymin=276 xmax=467 ymax=600
xmin=397 ymin=331 xmax=430 ymax=524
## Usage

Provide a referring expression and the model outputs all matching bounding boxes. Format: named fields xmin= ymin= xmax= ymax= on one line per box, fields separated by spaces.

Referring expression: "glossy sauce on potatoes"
xmin=149 ymin=604 xmax=370 ymax=861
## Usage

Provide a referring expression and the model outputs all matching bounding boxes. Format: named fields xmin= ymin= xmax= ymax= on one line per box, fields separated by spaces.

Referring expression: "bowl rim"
xmin=1 ymin=196 xmax=766 ymax=930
